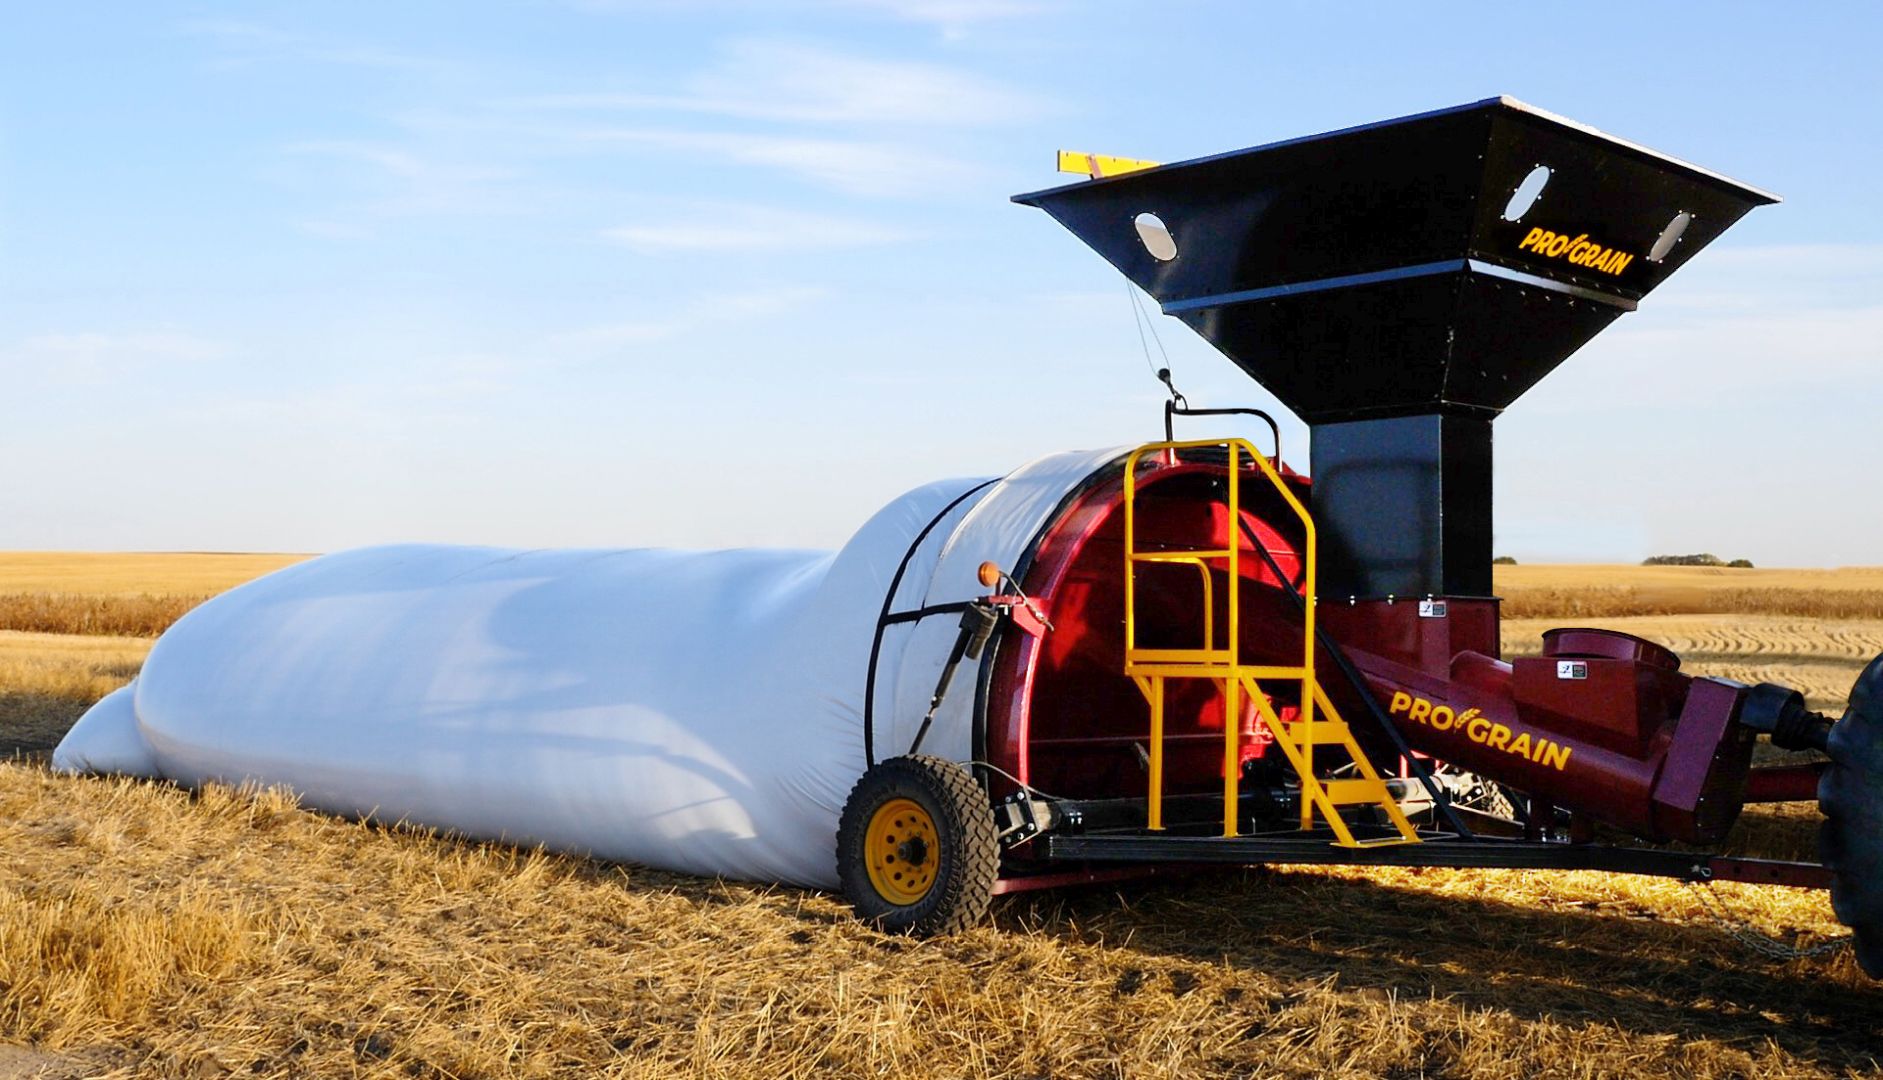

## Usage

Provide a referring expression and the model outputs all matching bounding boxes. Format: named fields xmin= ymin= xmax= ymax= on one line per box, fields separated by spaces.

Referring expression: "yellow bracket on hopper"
xmin=1121 ymin=439 xmax=1420 ymax=848
xmin=1056 ymin=150 xmax=1160 ymax=179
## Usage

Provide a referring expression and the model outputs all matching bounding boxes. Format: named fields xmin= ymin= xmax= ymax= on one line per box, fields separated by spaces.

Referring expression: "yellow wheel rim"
xmin=864 ymin=797 xmax=939 ymax=906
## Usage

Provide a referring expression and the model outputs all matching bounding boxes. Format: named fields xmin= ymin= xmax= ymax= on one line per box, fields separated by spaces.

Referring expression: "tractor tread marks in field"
xmin=837 ymin=754 xmax=999 ymax=936
xmin=1503 ymin=615 xmax=1883 ymax=711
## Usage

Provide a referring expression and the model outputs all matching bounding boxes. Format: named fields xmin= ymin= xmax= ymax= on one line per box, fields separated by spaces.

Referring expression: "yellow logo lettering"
xmin=1513 ymin=224 xmax=1638 ymax=277
xmin=1388 ymin=695 xmax=1572 ymax=771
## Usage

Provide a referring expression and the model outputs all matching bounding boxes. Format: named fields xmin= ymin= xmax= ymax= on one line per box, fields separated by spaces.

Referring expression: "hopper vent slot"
xmin=1134 ymin=212 xmax=1177 ymax=261
xmin=1648 ymin=211 xmax=1694 ymax=263
xmin=1502 ymin=164 xmax=1552 ymax=221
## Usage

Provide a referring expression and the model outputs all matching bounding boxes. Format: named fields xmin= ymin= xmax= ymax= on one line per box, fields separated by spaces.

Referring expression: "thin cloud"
xmin=838 ymin=0 xmax=1053 ymax=24
xmin=280 ymin=140 xmax=527 ymax=218
xmin=1374 ymin=236 xmax=1868 ymax=422
xmin=258 ymin=36 xmax=1036 ymax=225
xmin=1654 ymin=243 xmax=1883 ymax=311
xmin=567 ymin=0 xmax=1057 ymax=34
xmin=545 ymin=286 xmax=830 ymax=353
xmin=179 ymin=18 xmax=453 ymax=75
xmin=1518 ymin=240 xmax=1883 ymax=410
xmin=13 ymin=331 xmax=225 ymax=365
xmin=602 ymin=204 xmax=915 ymax=252
xmin=843 ymin=0 xmax=1057 ymax=40
xmin=1700 ymin=243 xmax=1883 ymax=273
xmin=1525 ymin=302 xmax=1883 ymax=413
xmin=295 ymin=219 xmax=378 ymax=242
xmin=525 ymin=39 xmax=1052 ymax=128
xmin=3 ymin=331 xmax=229 ymax=386
xmin=569 ymin=128 xmax=977 ymax=197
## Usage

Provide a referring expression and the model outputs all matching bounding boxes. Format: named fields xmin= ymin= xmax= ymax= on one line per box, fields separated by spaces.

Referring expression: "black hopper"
xmin=1016 ymin=97 xmax=1776 ymax=597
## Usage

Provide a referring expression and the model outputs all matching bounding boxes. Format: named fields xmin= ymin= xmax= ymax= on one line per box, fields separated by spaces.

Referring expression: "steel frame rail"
xmin=1043 ymin=832 xmax=1834 ymax=888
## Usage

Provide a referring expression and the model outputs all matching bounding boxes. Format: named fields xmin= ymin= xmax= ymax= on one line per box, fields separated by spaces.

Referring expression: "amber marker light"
xmin=977 ymin=561 xmax=1002 ymax=588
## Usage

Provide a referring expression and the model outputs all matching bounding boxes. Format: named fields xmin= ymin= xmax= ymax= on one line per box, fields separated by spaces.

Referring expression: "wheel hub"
xmin=865 ymin=798 xmax=939 ymax=906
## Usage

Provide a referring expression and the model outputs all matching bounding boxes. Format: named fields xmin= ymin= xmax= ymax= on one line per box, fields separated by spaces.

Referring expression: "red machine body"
xmin=986 ymin=98 xmax=1883 ymax=974
xmin=983 ymin=461 xmax=1759 ymax=854
xmin=1333 ymin=614 xmax=1755 ymax=844
xmin=990 ymin=98 xmax=1801 ymax=852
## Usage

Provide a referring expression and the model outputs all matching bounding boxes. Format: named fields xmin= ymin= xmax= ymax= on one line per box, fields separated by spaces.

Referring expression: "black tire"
xmin=1821 ymin=655 xmax=1883 ymax=976
xmin=836 ymin=755 xmax=999 ymax=935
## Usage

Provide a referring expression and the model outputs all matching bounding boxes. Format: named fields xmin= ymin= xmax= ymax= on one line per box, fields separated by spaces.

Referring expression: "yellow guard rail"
xmin=1122 ymin=439 xmax=1419 ymax=847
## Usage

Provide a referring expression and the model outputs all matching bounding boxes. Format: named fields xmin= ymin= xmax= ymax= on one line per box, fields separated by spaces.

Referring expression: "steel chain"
xmin=1686 ymin=881 xmax=1853 ymax=960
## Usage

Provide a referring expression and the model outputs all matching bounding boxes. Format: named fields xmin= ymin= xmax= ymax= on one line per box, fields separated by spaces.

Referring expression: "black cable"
xmin=1125 ymin=279 xmax=1183 ymax=409
xmin=880 ymin=601 xmax=973 ymax=626
xmin=862 ymin=478 xmax=999 ymax=767
xmin=965 ymin=457 xmax=1128 ymax=788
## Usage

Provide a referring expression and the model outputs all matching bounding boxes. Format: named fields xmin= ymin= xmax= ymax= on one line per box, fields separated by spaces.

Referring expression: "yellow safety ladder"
xmin=1122 ymin=439 xmax=1420 ymax=848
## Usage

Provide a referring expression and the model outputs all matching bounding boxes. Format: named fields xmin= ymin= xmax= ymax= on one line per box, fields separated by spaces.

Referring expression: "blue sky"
xmin=2 ymin=2 xmax=1879 ymax=565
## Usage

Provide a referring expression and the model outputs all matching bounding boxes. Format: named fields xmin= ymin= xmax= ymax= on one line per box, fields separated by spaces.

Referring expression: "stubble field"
xmin=1 ymin=555 xmax=1880 ymax=1078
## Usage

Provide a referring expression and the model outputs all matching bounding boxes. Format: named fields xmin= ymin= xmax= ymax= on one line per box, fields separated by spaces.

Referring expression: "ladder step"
xmin=1319 ymin=778 xmax=1394 ymax=805
xmin=1284 ymin=722 xmax=1355 ymax=745
xmin=1131 ymin=549 xmax=1234 ymax=562
xmin=1334 ymin=835 xmax=1423 ymax=850
xmin=1126 ymin=657 xmax=1235 ymax=676
xmin=1127 ymin=649 xmax=1233 ymax=662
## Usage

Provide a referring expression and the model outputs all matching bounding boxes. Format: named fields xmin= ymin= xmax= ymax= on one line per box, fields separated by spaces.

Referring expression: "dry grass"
xmin=1498 ymin=586 xmax=1883 ymax=621
xmin=1495 ymin=564 xmax=1883 ymax=593
xmin=0 ymin=632 xmax=149 ymax=759
xmin=0 ymin=553 xmax=304 ymax=597
xmin=1495 ymin=564 xmax=1883 ymax=621
xmin=0 ymin=769 xmax=1875 ymax=1079
xmin=0 ymin=552 xmax=300 ymax=640
xmin=1 ymin=555 xmax=1881 ymax=1076
xmin=0 ymin=594 xmax=209 ymax=638
xmin=0 ymin=882 xmax=254 ymax=1044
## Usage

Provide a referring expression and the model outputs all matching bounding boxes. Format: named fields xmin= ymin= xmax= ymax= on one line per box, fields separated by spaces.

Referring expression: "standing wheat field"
xmin=1 ymin=556 xmax=1880 ymax=1078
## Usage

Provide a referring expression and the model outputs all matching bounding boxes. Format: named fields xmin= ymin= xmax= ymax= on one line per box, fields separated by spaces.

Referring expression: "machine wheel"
xmin=837 ymin=755 xmax=999 ymax=935
xmin=1820 ymin=654 xmax=1883 ymax=976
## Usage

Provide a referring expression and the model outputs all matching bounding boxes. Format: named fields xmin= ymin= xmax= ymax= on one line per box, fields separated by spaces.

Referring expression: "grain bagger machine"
xmin=832 ymin=98 xmax=1883 ymax=972
xmin=53 ymin=97 xmax=1883 ymax=977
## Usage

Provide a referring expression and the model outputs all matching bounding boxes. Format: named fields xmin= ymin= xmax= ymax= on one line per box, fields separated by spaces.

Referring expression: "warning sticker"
xmin=1556 ymin=660 xmax=1590 ymax=680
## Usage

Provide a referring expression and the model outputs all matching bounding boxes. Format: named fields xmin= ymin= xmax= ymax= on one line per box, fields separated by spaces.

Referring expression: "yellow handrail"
xmin=1120 ymin=439 xmax=1418 ymax=847
xmin=1122 ymin=439 xmax=1316 ymax=670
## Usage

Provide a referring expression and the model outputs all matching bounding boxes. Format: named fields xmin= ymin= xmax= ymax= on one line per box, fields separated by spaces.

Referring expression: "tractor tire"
xmin=1820 ymin=654 xmax=1883 ymax=976
xmin=837 ymin=755 xmax=999 ymax=936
